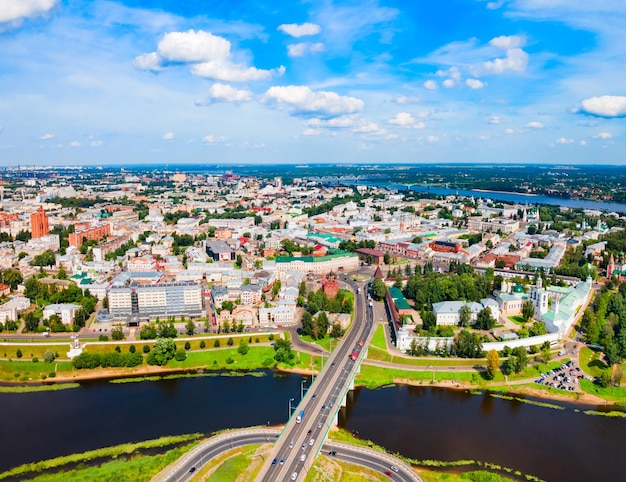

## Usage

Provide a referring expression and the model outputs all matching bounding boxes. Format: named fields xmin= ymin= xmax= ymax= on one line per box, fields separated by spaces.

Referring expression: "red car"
xmin=384 ymin=470 xmax=393 ymax=477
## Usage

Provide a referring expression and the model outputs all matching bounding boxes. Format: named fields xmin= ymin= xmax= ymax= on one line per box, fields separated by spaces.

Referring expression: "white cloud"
xmin=203 ymin=134 xmax=227 ymax=143
xmin=163 ymin=132 xmax=175 ymax=140
xmin=277 ymin=22 xmax=321 ymax=38
xmin=0 ymin=0 xmax=56 ymax=26
xmin=305 ymin=115 xmax=358 ymax=128
xmin=40 ymin=133 xmax=54 ymax=140
xmin=580 ymin=140 xmax=587 ymax=146
xmin=484 ymin=47 xmax=528 ymax=74
xmin=426 ymin=135 xmax=439 ymax=143
xmin=443 ymin=79 xmax=455 ymax=88
xmin=262 ymin=85 xmax=364 ymax=117
xmin=482 ymin=35 xmax=528 ymax=74
xmin=287 ymin=42 xmax=325 ymax=57
xmin=388 ymin=112 xmax=425 ymax=129
xmin=580 ymin=95 xmax=626 ymax=117
xmin=526 ymin=121 xmax=544 ymax=129
xmin=505 ymin=128 xmax=515 ymax=134
xmin=466 ymin=78 xmax=485 ymax=89
xmin=489 ymin=35 xmax=525 ymax=50
xmin=352 ymin=121 xmax=387 ymax=136
xmin=70 ymin=140 xmax=81 ymax=147
xmin=303 ymin=128 xmax=321 ymax=136
xmin=556 ymin=137 xmax=574 ymax=144
xmin=90 ymin=140 xmax=103 ymax=147
xmin=488 ymin=116 xmax=501 ymax=124
xmin=207 ymin=83 xmax=253 ymax=103
xmin=423 ymin=80 xmax=438 ymax=90
xmin=135 ymin=29 xmax=283 ymax=82
xmin=594 ymin=132 xmax=612 ymax=139
xmin=395 ymin=96 xmax=420 ymax=104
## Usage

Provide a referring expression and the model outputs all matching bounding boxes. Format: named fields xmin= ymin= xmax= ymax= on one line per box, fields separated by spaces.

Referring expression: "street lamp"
xmin=288 ymin=397 xmax=295 ymax=418
xmin=301 ymin=378 xmax=307 ymax=400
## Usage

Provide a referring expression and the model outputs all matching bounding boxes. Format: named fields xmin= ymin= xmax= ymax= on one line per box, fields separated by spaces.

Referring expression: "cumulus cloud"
xmin=580 ymin=140 xmax=587 ymax=146
xmin=504 ymin=128 xmax=515 ymax=134
xmin=423 ymin=80 xmax=437 ymax=90
xmin=262 ymin=85 xmax=364 ymax=117
xmin=526 ymin=121 xmax=544 ymax=129
xmin=556 ymin=137 xmax=574 ymax=144
xmin=70 ymin=141 xmax=81 ymax=147
xmin=135 ymin=29 xmax=283 ymax=82
xmin=90 ymin=140 xmax=103 ymax=147
xmin=466 ymin=78 xmax=485 ymax=89
xmin=304 ymin=116 xmax=358 ymax=128
xmin=352 ymin=121 xmax=388 ymax=136
xmin=580 ymin=95 xmax=626 ymax=117
xmin=594 ymin=132 xmax=612 ymax=139
xmin=483 ymin=35 xmax=528 ymax=74
xmin=0 ymin=0 xmax=56 ymax=26
xmin=277 ymin=22 xmax=321 ymax=38
xmin=287 ymin=42 xmax=325 ymax=57
xmin=203 ymin=134 xmax=227 ymax=143
xmin=388 ymin=112 xmax=425 ymax=129
xmin=207 ymin=83 xmax=253 ymax=103
xmin=40 ymin=133 xmax=54 ymax=140
xmin=303 ymin=128 xmax=321 ymax=136
xmin=163 ymin=132 xmax=175 ymax=140
xmin=426 ymin=135 xmax=439 ymax=143
xmin=488 ymin=116 xmax=501 ymax=124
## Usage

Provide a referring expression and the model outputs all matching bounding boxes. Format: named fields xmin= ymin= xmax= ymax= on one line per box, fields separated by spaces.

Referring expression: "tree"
xmin=235 ymin=254 xmax=243 ymax=268
xmin=186 ymin=319 xmax=196 ymax=336
xmin=522 ymin=302 xmax=535 ymax=322
xmin=174 ymin=348 xmax=187 ymax=361
xmin=221 ymin=300 xmax=234 ymax=314
xmin=371 ymin=278 xmax=386 ymax=301
xmin=200 ymin=340 xmax=206 ymax=349
xmin=330 ymin=323 xmax=343 ymax=338
xmin=2 ymin=269 xmax=22 ymax=290
xmin=227 ymin=337 xmax=234 ymax=346
xmin=486 ymin=349 xmax=499 ymax=379
xmin=452 ymin=330 xmax=483 ymax=358
xmin=238 ymin=339 xmax=249 ymax=355
xmin=23 ymin=312 xmax=40 ymax=332
xmin=111 ymin=325 xmax=124 ymax=341
xmin=273 ymin=338 xmax=295 ymax=364
xmin=214 ymin=339 xmax=221 ymax=347
xmin=459 ymin=304 xmax=472 ymax=327
xmin=511 ymin=346 xmax=528 ymax=373
xmin=139 ymin=324 xmax=157 ymax=340
xmin=299 ymin=280 xmax=307 ymax=297
xmin=146 ymin=338 xmax=176 ymax=366
xmin=43 ymin=350 xmax=55 ymax=363
xmin=184 ymin=341 xmax=191 ymax=350
xmin=475 ymin=308 xmax=496 ymax=330
xmin=384 ymin=253 xmax=391 ymax=265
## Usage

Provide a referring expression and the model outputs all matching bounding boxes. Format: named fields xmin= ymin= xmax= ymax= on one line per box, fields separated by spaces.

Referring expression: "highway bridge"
xmin=154 ymin=275 xmax=422 ymax=482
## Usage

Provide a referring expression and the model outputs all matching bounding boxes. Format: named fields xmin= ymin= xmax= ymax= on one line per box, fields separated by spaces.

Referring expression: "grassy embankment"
xmin=0 ymin=434 xmax=202 ymax=482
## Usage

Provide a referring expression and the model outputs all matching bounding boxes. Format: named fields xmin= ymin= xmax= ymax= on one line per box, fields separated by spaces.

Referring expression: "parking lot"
xmin=535 ymin=360 xmax=593 ymax=392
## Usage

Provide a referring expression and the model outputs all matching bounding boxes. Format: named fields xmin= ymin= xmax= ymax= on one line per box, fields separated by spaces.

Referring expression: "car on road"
xmin=329 ymin=401 xmax=334 ymax=407
xmin=328 ymin=451 xmax=337 ymax=456
xmin=307 ymin=429 xmax=312 ymax=434
xmin=321 ymin=405 xmax=326 ymax=410
xmin=318 ymin=421 xmax=323 ymax=428
xmin=384 ymin=470 xmax=394 ymax=477
xmin=390 ymin=465 xmax=399 ymax=472
xmin=300 ymin=454 xmax=306 ymax=462
xmin=309 ymin=438 xmax=315 ymax=445
xmin=272 ymin=458 xmax=277 ymax=466
xmin=301 ymin=443 xmax=306 ymax=450
xmin=289 ymin=440 xmax=294 ymax=448
xmin=312 ymin=393 xmax=317 ymax=399
xmin=291 ymin=473 xmax=298 ymax=480
xmin=280 ymin=457 xmax=285 ymax=465
xmin=188 ymin=467 xmax=196 ymax=473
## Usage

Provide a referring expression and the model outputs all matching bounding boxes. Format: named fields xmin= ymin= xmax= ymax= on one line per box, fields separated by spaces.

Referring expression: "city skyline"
xmin=0 ymin=0 xmax=625 ymax=166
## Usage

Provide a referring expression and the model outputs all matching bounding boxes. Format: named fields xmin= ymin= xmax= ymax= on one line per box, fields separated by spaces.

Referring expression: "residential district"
xmin=0 ymin=166 xmax=625 ymax=393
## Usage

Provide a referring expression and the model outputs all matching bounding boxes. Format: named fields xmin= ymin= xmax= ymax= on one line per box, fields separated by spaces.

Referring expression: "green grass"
xmin=579 ymin=346 xmax=609 ymax=377
xmin=168 ymin=346 xmax=277 ymax=370
xmin=0 ymin=344 xmax=70 ymax=360
xmin=370 ymin=324 xmax=387 ymax=350
xmin=0 ymin=434 xmax=202 ymax=481
xmin=0 ymin=360 xmax=73 ymax=381
xmin=0 ymin=383 xmax=79 ymax=393
xmin=207 ymin=446 xmax=260 ymax=481
xmin=579 ymin=378 xmax=626 ymax=401
xmin=356 ymin=364 xmax=483 ymax=389
xmin=508 ymin=315 xmax=526 ymax=325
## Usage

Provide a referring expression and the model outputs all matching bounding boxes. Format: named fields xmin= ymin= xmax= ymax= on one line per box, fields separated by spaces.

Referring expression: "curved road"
xmin=152 ymin=428 xmax=421 ymax=482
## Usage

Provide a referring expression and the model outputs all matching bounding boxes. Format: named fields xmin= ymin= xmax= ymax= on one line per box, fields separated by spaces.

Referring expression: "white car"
xmin=291 ymin=472 xmax=298 ymax=480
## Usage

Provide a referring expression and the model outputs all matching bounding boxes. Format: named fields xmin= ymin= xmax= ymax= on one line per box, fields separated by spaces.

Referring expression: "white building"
xmin=43 ymin=303 xmax=81 ymax=325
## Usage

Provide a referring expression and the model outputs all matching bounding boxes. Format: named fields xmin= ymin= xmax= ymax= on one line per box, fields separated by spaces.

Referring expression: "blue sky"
xmin=1 ymin=0 xmax=625 ymax=166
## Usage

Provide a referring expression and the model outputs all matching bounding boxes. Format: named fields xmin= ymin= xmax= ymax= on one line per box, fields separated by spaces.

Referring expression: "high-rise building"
xmin=30 ymin=207 xmax=49 ymax=239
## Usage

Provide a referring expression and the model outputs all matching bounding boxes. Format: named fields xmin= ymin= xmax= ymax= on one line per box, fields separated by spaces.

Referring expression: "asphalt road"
xmin=153 ymin=428 xmax=422 ymax=482
xmin=257 ymin=274 xmax=375 ymax=482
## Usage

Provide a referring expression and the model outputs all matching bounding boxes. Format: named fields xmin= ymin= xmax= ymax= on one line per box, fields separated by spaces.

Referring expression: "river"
xmin=0 ymin=373 xmax=624 ymax=482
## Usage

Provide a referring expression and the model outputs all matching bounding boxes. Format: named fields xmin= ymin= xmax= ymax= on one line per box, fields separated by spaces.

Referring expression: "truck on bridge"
xmin=296 ymin=410 xmax=304 ymax=423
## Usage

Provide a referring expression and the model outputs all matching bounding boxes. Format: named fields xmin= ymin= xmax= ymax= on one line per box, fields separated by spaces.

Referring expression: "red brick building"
xmin=321 ymin=272 xmax=339 ymax=298
xmin=69 ymin=224 xmax=111 ymax=247
xmin=30 ymin=207 xmax=49 ymax=238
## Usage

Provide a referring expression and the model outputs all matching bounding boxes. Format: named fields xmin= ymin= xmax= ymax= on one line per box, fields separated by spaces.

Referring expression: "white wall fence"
xmin=397 ymin=331 xmax=561 ymax=353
